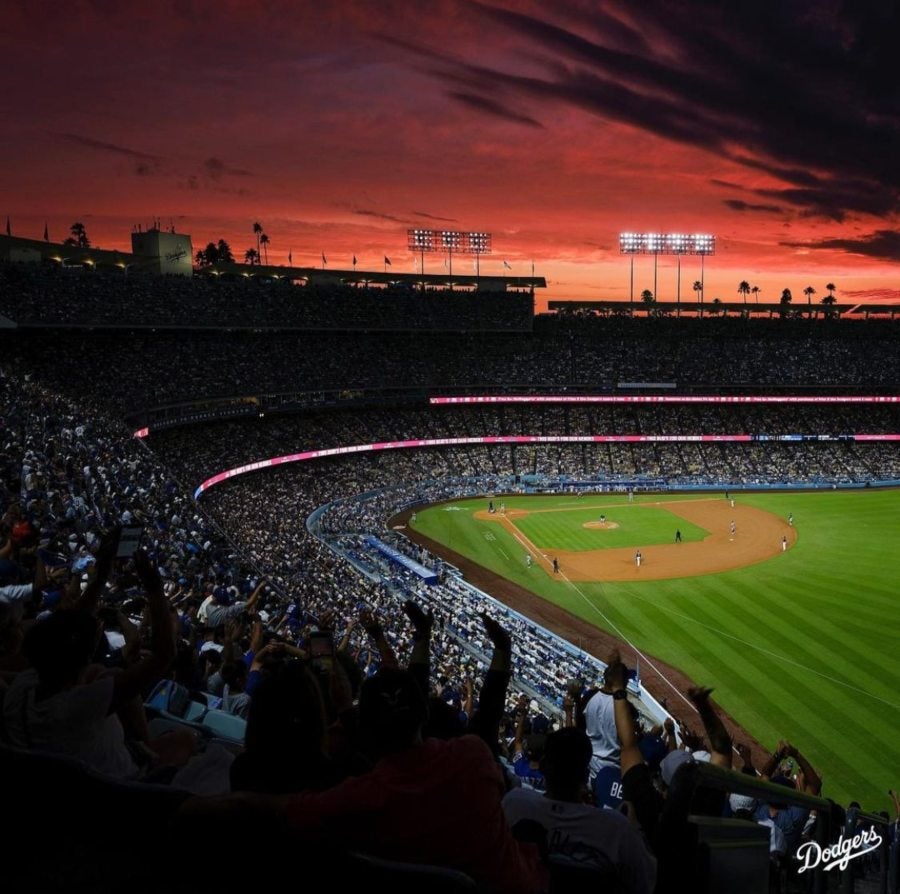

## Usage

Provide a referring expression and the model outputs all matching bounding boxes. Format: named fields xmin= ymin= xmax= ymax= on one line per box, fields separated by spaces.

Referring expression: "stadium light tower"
xmin=619 ymin=232 xmax=716 ymax=310
xmin=666 ymin=233 xmax=687 ymax=316
xmin=463 ymin=231 xmax=492 ymax=283
xmin=693 ymin=233 xmax=716 ymax=305
xmin=408 ymin=229 xmax=436 ymax=292
xmin=437 ymin=230 xmax=463 ymax=288
xmin=619 ymin=232 xmax=642 ymax=307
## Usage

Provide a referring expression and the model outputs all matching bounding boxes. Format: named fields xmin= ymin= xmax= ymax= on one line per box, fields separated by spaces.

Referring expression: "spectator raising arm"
xmin=687 ymin=687 xmax=732 ymax=770
xmin=109 ymin=549 xmax=176 ymax=714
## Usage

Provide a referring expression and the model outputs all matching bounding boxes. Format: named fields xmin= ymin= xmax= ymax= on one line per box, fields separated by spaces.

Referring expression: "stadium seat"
xmin=201 ymin=708 xmax=247 ymax=743
xmin=184 ymin=700 xmax=208 ymax=722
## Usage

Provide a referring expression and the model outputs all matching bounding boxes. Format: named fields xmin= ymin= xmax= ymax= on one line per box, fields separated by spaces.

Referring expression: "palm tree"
xmin=825 ymin=282 xmax=836 ymax=301
xmin=217 ymin=239 xmax=234 ymax=263
xmin=803 ymin=285 xmax=816 ymax=317
xmin=245 ymin=248 xmax=259 ymax=265
xmin=738 ymin=280 xmax=751 ymax=305
xmin=751 ymin=285 xmax=760 ymax=304
xmin=252 ymin=222 xmax=263 ymax=261
xmin=259 ymin=233 xmax=270 ymax=265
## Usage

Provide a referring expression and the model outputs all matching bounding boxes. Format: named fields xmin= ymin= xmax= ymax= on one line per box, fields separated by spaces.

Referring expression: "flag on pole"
xmin=5 ymin=217 xmax=10 ymax=236
xmin=384 ymin=256 xmax=391 ymax=266
xmin=503 ymin=260 xmax=511 ymax=270
xmin=43 ymin=222 xmax=49 ymax=242
xmin=322 ymin=252 xmax=327 ymax=266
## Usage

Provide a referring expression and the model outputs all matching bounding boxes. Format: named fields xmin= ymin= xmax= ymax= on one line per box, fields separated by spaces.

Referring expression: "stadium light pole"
xmin=463 ymin=232 xmax=492 ymax=288
xmin=620 ymin=232 xmax=715 ymax=314
xmin=666 ymin=234 xmax=687 ymax=317
xmin=619 ymin=232 xmax=641 ymax=310
xmin=408 ymin=229 xmax=437 ymax=293
xmin=438 ymin=230 xmax=463 ymax=291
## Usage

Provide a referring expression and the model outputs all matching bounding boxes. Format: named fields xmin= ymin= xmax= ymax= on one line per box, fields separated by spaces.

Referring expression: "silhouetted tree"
xmin=260 ymin=233 xmax=270 ymax=265
xmin=245 ymin=248 xmax=259 ymax=265
xmin=64 ymin=221 xmax=90 ymax=248
xmin=825 ymin=282 xmax=836 ymax=300
xmin=217 ymin=239 xmax=234 ymax=263
xmin=738 ymin=280 xmax=750 ymax=305
xmin=751 ymin=285 xmax=760 ymax=304
xmin=253 ymin=221 xmax=263 ymax=261
xmin=196 ymin=243 xmax=219 ymax=266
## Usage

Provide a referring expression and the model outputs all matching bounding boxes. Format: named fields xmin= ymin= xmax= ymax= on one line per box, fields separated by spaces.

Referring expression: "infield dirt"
xmin=473 ymin=498 xmax=796 ymax=581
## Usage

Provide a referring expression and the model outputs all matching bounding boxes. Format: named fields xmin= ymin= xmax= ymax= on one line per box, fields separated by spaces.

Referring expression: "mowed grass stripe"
xmin=668 ymin=575 xmax=899 ymax=696
xmin=621 ymin=591 xmax=892 ymax=801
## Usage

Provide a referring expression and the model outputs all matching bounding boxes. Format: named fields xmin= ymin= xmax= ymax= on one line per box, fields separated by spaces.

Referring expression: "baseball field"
xmin=407 ymin=489 xmax=900 ymax=810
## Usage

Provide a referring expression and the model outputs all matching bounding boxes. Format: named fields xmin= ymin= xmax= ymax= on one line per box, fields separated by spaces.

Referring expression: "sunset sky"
xmin=2 ymin=0 xmax=898 ymax=308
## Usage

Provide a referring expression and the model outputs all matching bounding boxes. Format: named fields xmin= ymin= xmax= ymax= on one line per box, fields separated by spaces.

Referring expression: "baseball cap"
xmin=729 ymin=793 xmax=758 ymax=813
xmin=661 ymin=749 xmax=695 ymax=786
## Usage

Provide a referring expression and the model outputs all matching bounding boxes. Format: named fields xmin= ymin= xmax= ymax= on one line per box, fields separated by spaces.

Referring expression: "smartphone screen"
xmin=116 ymin=525 xmax=144 ymax=559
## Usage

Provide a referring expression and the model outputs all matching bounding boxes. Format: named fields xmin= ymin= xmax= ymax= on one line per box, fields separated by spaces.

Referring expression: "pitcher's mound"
xmin=584 ymin=521 xmax=620 ymax=530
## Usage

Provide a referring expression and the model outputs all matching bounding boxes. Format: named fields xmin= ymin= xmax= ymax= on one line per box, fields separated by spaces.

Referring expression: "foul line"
xmin=627 ymin=594 xmax=900 ymax=711
xmin=492 ymin=516 xmax=699 ymax=714
xmin=556 ymin=572 xmax=699 ymax=714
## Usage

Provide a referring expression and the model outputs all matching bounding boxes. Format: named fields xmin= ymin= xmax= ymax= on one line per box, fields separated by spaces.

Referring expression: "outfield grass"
xmin=413 ymin=490 xmax=900 ymax=810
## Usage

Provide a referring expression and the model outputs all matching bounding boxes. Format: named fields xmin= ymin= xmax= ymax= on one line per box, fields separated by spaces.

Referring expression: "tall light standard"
xmin=436 ymin=230 xmax=463 ymax=290
xmin=465 ymin=232 xmax=492 ymax=287
xmin=408 ymin=229 xmax=436 ymax=292
xmin=619 ymin=232 xmax=716 ymax=314
xmin=619 ymin=232 xmax=641 ymax=309
xmin=694 ymin=234 xmax=715 ymax=305
xmin=409 ymin=228 xmax=492 ymax=292
xmin=666 ymin=233 xmax=687 ymax=317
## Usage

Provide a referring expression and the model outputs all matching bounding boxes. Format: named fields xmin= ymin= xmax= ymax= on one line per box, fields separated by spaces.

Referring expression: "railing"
xmin=670 ymin=761 xmax=896 ymax=894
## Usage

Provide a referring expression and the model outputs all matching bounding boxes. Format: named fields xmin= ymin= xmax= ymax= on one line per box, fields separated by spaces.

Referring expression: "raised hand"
xmin=480 ymin=612 xmax=511 ymax=652
xmin=402 ymin=600 xmax=434 ymax=639
xmin=604 ymin=659 xmax=628 ymax=692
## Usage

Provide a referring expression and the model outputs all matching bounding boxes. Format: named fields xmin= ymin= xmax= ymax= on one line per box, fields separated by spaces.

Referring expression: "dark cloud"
xmin=203 ymin=157 xmax=253 ymax=180
xmin=723 ymin=199 xmax=783 ymax=214
xmin=56 ymin=132 xmax=162 ymax=160
xmin=782 ymin=230 xmax=900 ymax=262
xmin=413 ymin=211 xmax=458 ymax=223
xmin=353 ymin=209 xmax=406 ymax=223
xmin=447 ymin=91 xmax=544 ymax=128
xmin=395 ymin=1 xmax=900 ymax=221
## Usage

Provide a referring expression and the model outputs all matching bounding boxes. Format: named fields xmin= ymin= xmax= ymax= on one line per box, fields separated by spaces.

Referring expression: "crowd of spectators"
xmin=2 ymin=264 xmax=900 ymax=421
xmin=3 ymin=255 xmax=900 ymax=890
xmin=147 ymin=403 xmax=900 ymax=493
xmin=0 ymin=263 xmax=533 ymax=331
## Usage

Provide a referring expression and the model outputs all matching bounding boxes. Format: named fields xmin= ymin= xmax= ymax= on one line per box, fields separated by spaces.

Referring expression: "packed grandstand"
xmin=1 ymin=262 xmax=898 ymax=893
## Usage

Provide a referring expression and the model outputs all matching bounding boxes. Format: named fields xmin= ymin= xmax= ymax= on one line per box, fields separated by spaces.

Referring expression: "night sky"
xmin=2 ymin=0 xmax=898 ymax=307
